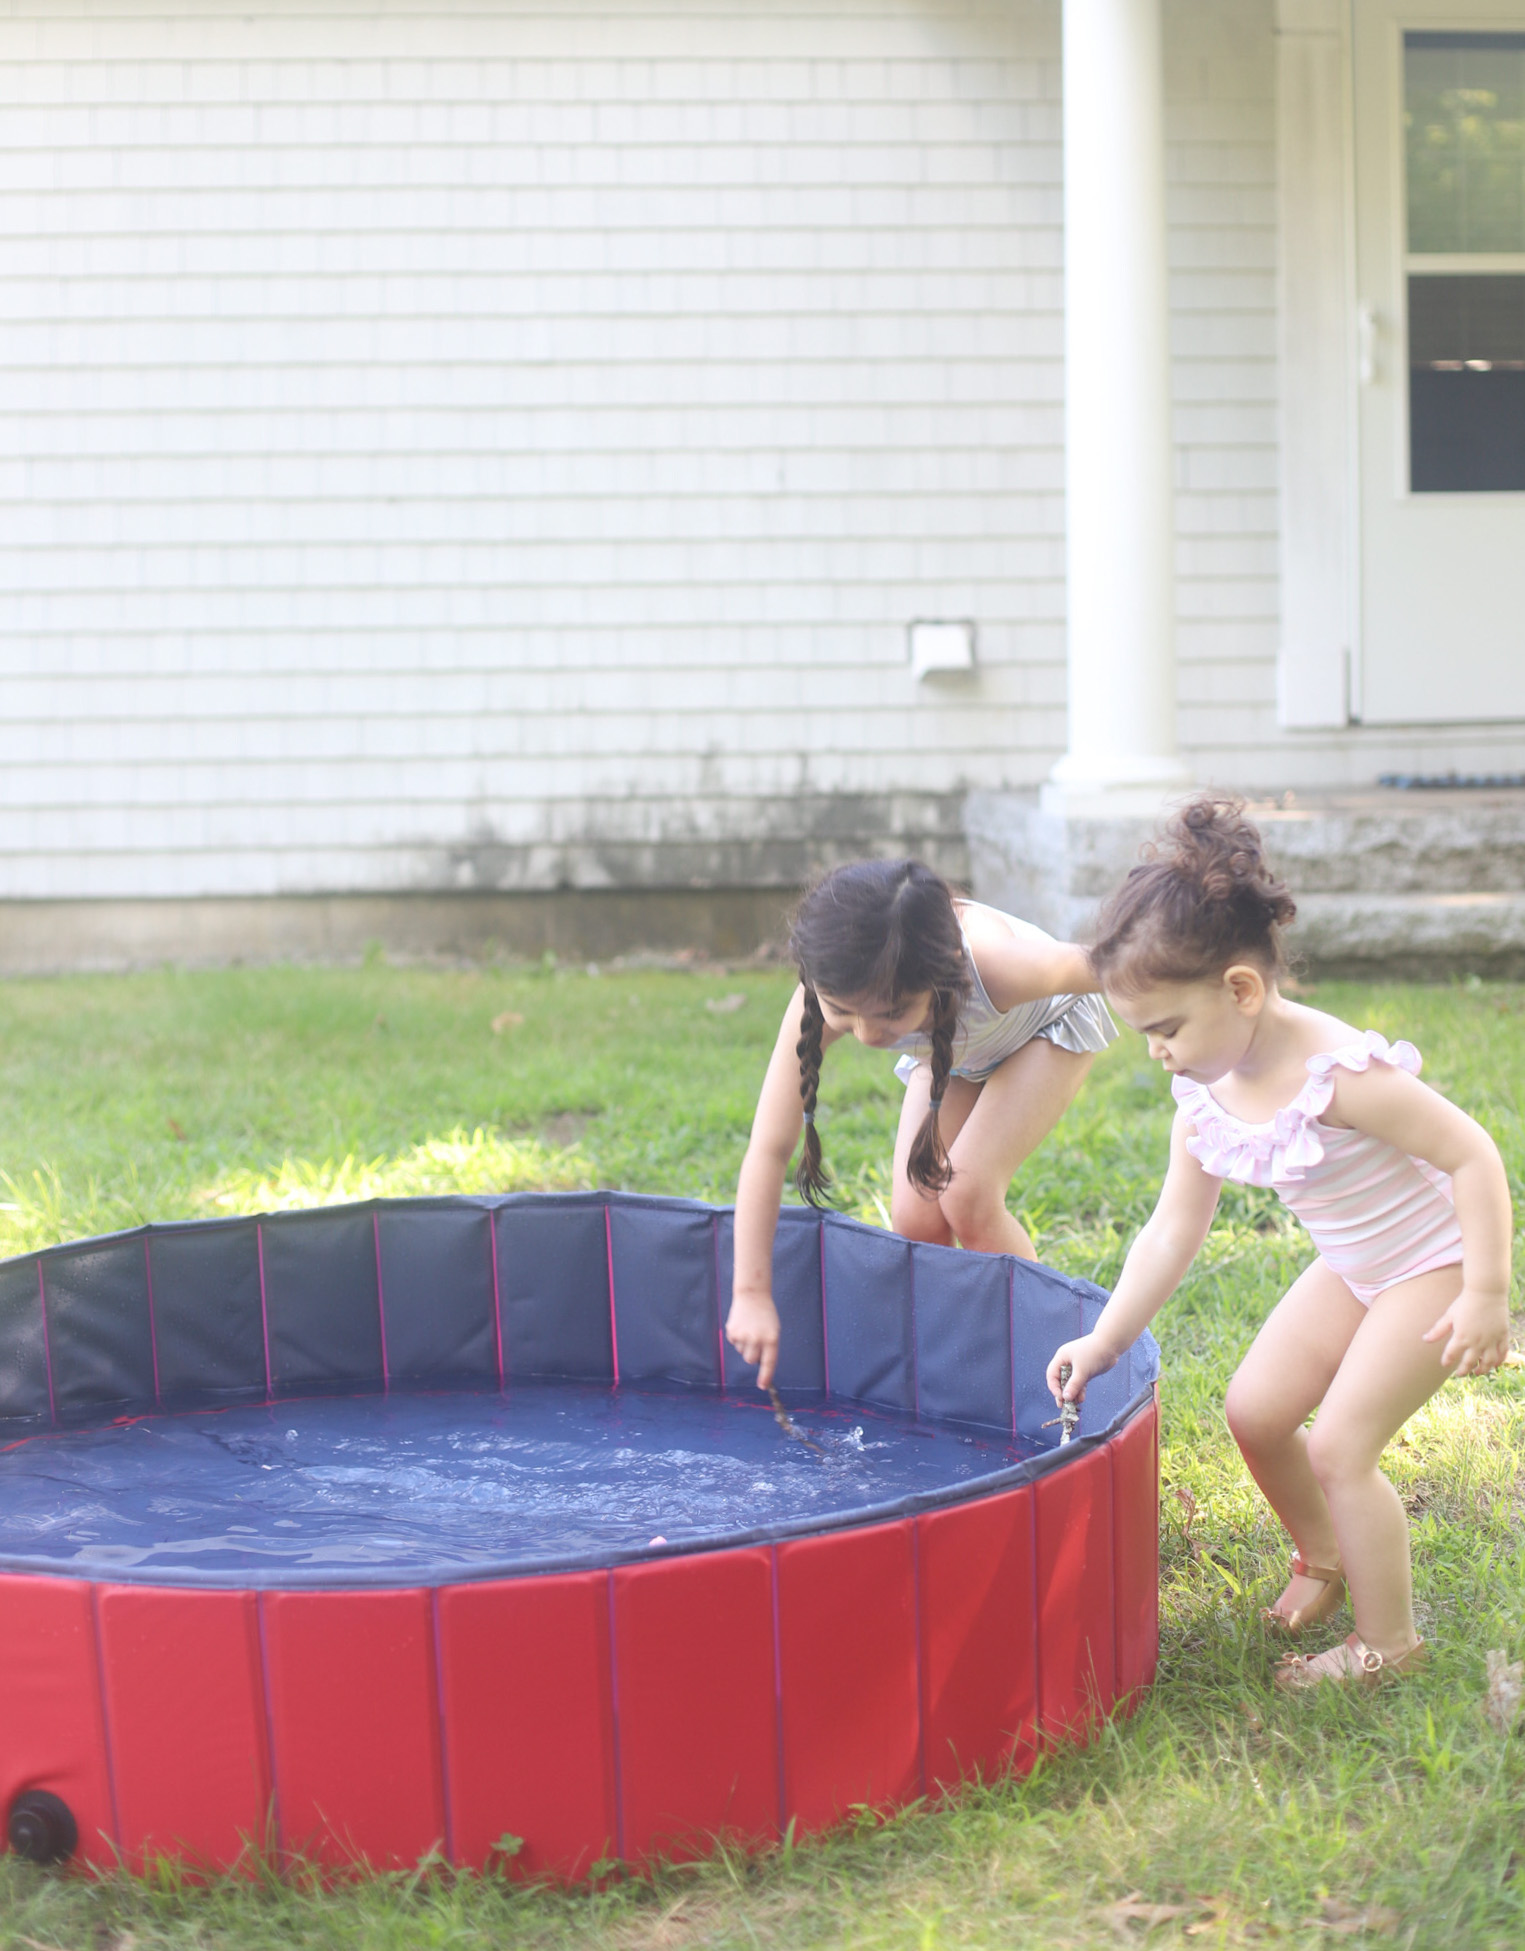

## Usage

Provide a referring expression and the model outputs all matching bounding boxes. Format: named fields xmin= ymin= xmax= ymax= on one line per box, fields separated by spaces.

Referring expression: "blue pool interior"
xmin=0 ymin=1193 xmax=1159 ymax=1586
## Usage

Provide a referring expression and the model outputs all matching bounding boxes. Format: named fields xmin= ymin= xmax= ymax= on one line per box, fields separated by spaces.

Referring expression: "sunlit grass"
xmin=0 ymin=965 xmax=1521 ymax=1947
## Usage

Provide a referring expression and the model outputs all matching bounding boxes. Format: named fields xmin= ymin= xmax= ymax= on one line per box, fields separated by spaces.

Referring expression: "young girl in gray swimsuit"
xmin=725 ymin=857 xmax=1115 ymax=1389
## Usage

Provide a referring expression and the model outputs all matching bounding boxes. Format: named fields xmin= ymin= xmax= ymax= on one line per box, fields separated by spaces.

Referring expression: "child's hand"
xmin=1422 ymin=1285 xmax=1513 ymax=1377
xmin=1045 ymin=1334 xmax=1117 ymax=1405
xmin=725 ymin=1291 xmax=782 ymax=1390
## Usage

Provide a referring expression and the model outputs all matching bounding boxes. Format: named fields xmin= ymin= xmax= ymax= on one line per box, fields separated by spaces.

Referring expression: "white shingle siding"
xmin=2 ymin=0 xmax=1511 ymax=907
xmin=2 ymin=0 xmax=1077 ymax=899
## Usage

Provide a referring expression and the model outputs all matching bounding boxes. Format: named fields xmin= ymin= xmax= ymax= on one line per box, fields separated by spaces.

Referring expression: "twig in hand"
xmin=1040 ymin=1362 xmax=1081 ymax=1445
xmin=768 ymin=1386 xmax=826 ymax=1455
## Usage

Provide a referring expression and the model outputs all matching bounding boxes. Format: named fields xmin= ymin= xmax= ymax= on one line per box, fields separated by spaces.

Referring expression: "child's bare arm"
xmin=961 ymin=909 xmax=1099 ymax=1010
xmin=726 ymin=986 xmax=843 ymax=1389
xmin=1328 ymin=1064 xmax=1513 ymax=1374
xmin=1046 ymin=1113 xmax=1222 ymax=1402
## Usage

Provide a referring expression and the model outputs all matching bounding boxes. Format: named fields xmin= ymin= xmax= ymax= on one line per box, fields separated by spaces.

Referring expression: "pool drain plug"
xmin=8 ymin=1790 xmax=78 ymax=1866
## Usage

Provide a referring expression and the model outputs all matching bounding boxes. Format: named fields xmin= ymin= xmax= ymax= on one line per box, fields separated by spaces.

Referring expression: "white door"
xmin=1353 ymin=4 xmax=1525 ymax=723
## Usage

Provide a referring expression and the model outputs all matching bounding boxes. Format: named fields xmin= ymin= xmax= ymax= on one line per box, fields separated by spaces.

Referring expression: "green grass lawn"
xmin=0 ymin=963 xmax=1522 ymax=1950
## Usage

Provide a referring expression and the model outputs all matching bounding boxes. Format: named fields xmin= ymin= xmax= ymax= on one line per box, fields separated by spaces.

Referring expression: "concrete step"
xmin=964 ymin=787 xmax=1525 ymax=979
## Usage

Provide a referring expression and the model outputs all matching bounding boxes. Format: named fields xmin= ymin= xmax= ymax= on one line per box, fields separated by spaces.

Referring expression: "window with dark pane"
xmin=1405 ymin=33 xmax=1525 ymax=493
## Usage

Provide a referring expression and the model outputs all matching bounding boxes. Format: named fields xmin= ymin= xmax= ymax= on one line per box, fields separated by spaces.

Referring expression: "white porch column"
xmin=1046 ymin=0 xmax=1189 ymax=810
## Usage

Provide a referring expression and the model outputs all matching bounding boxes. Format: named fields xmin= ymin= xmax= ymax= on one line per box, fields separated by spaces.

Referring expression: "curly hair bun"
xmin=1091 ymin=793 xmax=1297 ymax=991
xmin=1162 ymin=795 xmax=1298 ymax=927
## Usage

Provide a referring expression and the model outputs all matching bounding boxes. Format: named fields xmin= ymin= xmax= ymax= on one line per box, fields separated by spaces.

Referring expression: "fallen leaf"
xmin=704 ymin=992 xmax=748 ymax=1014
xmin=1486 ymin=1647 xmax=1523 ymax=1735
xmin=167 ymin=1118 xmax=188 ymax=1142
xmin=645 ymin=1895 xmax=691 ymax=1946
xmin=491 ymin=1011 xmax=525 ymax=1034
xmin=1105 ymin=1893 xmax=1200 ymax=1932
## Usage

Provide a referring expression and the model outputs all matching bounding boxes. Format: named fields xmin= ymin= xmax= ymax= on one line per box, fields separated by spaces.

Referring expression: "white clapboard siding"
xmin=9 ymin=0 xmax=1506 ymax=905
xmin=0 ymin=0 xmax=1079 ymax=898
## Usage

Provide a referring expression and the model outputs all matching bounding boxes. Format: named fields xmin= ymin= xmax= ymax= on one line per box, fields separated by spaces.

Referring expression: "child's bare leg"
xmin=938 ymin=1039 xmax=1094 ymax=1257
xmin=1303 ymin=1265 xmax=1459 ymax=1657
xmin=890 ymin=1069 xmax=981 ymax=1245
xmin=1224 ymin=1259 xmax=1365 ymax=1621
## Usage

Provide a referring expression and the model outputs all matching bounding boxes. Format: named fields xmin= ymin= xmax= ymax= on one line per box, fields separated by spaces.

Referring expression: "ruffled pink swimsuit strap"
xmin=1171 ymin=1031 xmax=1423 ymax=1187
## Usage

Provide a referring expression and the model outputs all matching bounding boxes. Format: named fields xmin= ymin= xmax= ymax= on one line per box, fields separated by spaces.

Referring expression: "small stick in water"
xmin=768 ymin=1386 xmax=826 ymax=1456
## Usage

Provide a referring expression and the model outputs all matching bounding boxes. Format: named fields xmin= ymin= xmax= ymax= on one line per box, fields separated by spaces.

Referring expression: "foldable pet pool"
xmin=0 ymin=1191 xmax=1159 ymax=1877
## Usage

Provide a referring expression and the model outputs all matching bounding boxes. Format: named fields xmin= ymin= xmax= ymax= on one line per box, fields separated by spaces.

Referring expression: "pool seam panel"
xmin=88 ymin=1582 xmax=124 ymax=1857
xmin=817 ymin=1220 xmax=829 ymax=1397
xmin=37 ymin=1259 xmax=56 ymax=1425
xmin=372 ymin=1212 xmax=390 ymax=1395
xmin=1007 ymin=1261 xmax=1017 ymax=1437
xmin=605 ymin=1569 xmax=626 ymax=1863
xmin=769 ymin=1542 xmax=785 ymax=1838
xmin=255 ymin=1225 xmax=273 ymax=1403
xmin=254 ymin=1592 xmax=284 ymax=1862
xmin=488 ymin=1208 xmax=505 ymax=1389
xmin=910 ymin=1519 xmax=926 ymax=1799
xmin=1109 ymin=1438 xmax=1122 ymax=1707
xmin=710 ymin=1214 xmax=725 ymax=1391
xmin=907 ymin=1238 xmax=920 ymax=1424
xmin=604 ymin=1206 xmax=619 ymax=1389
xmin=1028 ymin=1476 xmax=1042 ymax=1749
xmin=429 ymin=1587 xmax=455 ymax=1864
xmin=142 ymin=1238 xmax=162 ymax=1410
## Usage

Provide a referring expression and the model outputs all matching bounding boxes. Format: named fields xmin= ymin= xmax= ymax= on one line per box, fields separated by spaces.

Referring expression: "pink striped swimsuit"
xmin=1171 ymin=1031 xmax=1464 ymax=1306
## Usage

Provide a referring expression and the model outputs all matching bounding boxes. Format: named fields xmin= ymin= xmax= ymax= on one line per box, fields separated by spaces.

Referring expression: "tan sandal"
xmin=1262 ymin=1554 xmax=1345 ymax=1635
xmin=1274 ymin=1632 xmax=1428 ymax=1693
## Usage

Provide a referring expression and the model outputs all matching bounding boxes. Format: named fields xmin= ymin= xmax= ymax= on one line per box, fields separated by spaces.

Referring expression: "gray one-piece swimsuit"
xmin=888 ymin=901 xmax=1117 ymax=1086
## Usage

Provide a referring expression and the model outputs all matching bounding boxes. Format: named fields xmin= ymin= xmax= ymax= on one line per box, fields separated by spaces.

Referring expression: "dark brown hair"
xmin=1089 ymin=794 xmax=1297 ymax=993
xmin=788 ymin=859 xmax=971 ymax=1208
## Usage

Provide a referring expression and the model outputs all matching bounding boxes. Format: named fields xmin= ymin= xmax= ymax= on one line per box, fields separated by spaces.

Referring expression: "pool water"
xmin=0 ymin=1385 xmax=1041 ymax=1586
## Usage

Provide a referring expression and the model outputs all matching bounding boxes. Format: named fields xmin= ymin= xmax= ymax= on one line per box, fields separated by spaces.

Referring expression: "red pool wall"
xmin=0 ymin=1391 xmax=1158 ymax=1878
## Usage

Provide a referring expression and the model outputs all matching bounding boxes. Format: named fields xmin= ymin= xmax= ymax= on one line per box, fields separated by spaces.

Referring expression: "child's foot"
xmin=1273 ymin=1633 xmax=1427 ymax=1692
xmin=1263 ymin=1554 xmax=1345 ymax=1635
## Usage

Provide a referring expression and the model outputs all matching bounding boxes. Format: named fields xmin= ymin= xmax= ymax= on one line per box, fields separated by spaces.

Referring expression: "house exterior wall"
xmin=1 ymin=0 xmax=1518 ymax=911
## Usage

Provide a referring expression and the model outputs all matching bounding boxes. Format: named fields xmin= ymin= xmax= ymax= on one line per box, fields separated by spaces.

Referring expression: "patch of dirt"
xmin=543 ymin=1110 xmax=594 ymax=1149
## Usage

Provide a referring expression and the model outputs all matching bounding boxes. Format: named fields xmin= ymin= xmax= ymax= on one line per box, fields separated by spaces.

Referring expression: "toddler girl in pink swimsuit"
xmin=1049 ymin=795 xmax=1514 ymax=1690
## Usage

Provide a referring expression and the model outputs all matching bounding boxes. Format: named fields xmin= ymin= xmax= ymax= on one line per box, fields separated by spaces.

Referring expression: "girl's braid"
xmin=905 ymin=987 xmax=959 ymax=1197
xmin=794 ymin=984 xmax=832 ymax=1207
